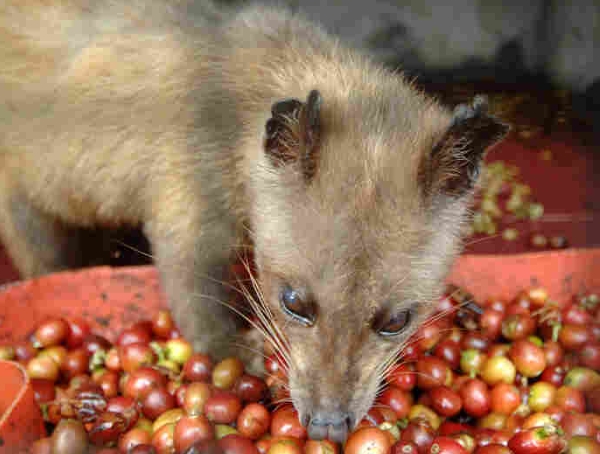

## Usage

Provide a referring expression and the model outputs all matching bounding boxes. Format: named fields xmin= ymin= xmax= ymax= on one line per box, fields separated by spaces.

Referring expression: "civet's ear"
xmin=421 ymin=96 xmax=510 ymax=198
xmin=263 ymin=90 xmax=323 ymax=181
xmin=298 ymin=90 xmax=322 ymax=180
xmin=264 ymin=97 xmax=303 ymax=165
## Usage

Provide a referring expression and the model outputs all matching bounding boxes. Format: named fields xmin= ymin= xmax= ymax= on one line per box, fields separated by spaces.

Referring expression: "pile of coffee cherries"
xmin=2 ymin=284 xmax=600 ymax=454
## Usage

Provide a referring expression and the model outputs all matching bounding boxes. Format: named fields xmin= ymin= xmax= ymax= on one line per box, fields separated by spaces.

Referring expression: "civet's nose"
xmin=307 ymin=410 xmax=354 ymax=443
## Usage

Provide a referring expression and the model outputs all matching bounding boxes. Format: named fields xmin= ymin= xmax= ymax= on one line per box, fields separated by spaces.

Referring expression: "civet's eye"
xmin=280 ymin=284 xmax=316 ymax=326
xmin=374 ymin=309 xmax=413 ymax=337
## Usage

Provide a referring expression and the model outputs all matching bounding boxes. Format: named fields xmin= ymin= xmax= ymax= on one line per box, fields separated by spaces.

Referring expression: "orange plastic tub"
xmin=0 ymin=249 xmax=599 ymax=451
xmin=0 ymin=360 xmax=45 ymax=452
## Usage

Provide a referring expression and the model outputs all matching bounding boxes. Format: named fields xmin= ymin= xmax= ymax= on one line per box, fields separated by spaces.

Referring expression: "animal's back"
xmin=0 ymin=0 xmax=225 ymax=224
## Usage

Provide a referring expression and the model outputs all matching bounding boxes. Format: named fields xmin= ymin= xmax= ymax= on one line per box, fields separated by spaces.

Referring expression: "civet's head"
xmin=249 ymin=84 xmax=508 ymax=442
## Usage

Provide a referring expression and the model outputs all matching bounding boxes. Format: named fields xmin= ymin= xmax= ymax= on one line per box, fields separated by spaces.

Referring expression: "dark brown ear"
xmin=422 ymin=95 xmax=510 ymax=198
xmin=263 ymin=90 xmax=322 ymax=181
